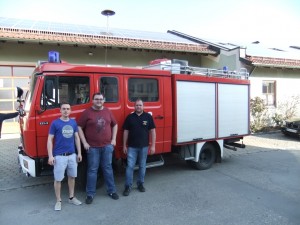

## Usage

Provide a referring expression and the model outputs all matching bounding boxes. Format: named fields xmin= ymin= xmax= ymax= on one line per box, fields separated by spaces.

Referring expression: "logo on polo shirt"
xmin=143 ymin=121 xmax=148 ymax=126
xmin=62 ymin=125 xmax=74 ymax=138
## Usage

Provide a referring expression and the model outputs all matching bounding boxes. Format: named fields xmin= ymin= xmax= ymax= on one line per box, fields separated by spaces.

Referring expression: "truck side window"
xmin=128 ymin=78 xmax=158 ymax=102
xmin=59 ymin=77 xmax=90 ymax=106
xmin=100 ymin=77 xmax=119 ymax=103
xmin=41 ymin=76 xmax=89 ymax=109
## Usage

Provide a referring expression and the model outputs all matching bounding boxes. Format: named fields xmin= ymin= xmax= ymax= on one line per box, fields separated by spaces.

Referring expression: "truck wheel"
xmin=112 ymin=157 xmax=126 ymax=174
xmin=193 ymin=143 xmax=216 ymax=170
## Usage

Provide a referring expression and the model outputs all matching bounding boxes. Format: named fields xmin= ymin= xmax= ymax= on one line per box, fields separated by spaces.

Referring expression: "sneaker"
xmin=54 ymin=201 xmax=61 ymax=211
xmin=123 ymin=186 xmax=131 ymax=196
xmin=108 ymin=192 xmax=119 ymax=200
xmin=85 ymin=196 xmax=93 ymax=204
xmin=69 ymin=197 xmax=82 ymax=205
xmin=138 ymin=184 xmax=146 ymax=192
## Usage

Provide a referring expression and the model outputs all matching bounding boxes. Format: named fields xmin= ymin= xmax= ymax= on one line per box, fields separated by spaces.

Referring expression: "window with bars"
xmin=0 ymin=65 xmax=34 ymax=113
xmin=262 ymin=80 xmax=276 ymax=106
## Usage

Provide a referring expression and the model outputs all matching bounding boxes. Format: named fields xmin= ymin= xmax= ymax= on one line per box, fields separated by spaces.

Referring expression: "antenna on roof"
xmin=101 ymin=9 xmax=115 ymax=65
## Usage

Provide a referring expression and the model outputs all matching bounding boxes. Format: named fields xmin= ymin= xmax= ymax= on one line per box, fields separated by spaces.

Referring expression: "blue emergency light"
xmin=48 ymin=51 xmax=60 ymax=63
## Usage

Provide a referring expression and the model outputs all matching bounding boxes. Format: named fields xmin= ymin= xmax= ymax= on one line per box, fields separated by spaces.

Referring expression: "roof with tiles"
xmin=0 ymin=17 xmax=215 ymax=55
xmin=170 ymin=31 xmax=300 ymax=69
xmin=243 ymin=43 xmax=300 ymax=69
xmin=1 ymin=17 xmax=300 ymax=69
xmin=245 ymin=56 xmax=300 ymax=69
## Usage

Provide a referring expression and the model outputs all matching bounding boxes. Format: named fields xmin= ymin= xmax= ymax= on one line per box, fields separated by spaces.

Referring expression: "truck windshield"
xmin=41 ymin=76 xmax=90 ymax=109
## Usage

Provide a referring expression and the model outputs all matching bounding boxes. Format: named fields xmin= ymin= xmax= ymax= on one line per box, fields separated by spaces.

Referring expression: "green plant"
xmin=272 ymin=95 xmax=300 ymax=125
xmin=250 ymin=97 xmax=269 ymax=132
xmin=272 ymin=112 xmax=283 ymax=126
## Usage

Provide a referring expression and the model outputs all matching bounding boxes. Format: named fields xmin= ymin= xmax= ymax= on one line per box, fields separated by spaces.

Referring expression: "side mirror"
xmin=15 ymin=87 xmax=25 ymax=116
xmin=15 ymin=87 xmax=24 ymax=103
xmin=15 ymin=87 xmax=24 ymax=98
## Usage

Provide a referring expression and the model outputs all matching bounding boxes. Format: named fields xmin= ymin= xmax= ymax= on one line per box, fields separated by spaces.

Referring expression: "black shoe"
xmin=85 ymin=196 xmax=93 ymax=204
xmin=123 ymin=186 xmax=131 ymax=196
xmin=108 ymin=192 xmax=119 ymax=200
xmin=137 ymin=184 xmax=146 ymax=192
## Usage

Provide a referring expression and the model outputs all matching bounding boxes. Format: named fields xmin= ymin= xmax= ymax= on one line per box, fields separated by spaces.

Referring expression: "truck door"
xmin=35 ymin=74 xmax=91 ymax=157
xmin=123 ymin=76 xmax=165 ymax=154
xmin=95 ymin=74 xmax=124 ymax=158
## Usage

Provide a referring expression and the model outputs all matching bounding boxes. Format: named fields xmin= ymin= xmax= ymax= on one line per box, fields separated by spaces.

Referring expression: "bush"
xmin=272 ymin=113 xmax=284 ymax=126
xmin=250 ymin=95 xmax=300 ymax=133
xmin=271 ymin=95 xmax=300 ymax=125
xmin=250 ymin=97 xmax=269 ymax=133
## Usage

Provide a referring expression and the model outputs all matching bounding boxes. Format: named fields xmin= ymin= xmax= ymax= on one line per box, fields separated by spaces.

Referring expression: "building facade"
xmin=1 ymin=17 xmax=300 ymax=134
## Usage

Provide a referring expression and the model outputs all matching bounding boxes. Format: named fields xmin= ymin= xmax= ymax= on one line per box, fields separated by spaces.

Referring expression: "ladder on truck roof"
xmin=186 ymin=66 xmax=249 ymax=80
xmin=143 ymin=60 xmax=249 ymax=80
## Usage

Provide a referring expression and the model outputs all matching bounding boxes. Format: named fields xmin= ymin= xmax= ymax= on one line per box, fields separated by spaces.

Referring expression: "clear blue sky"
xmin=0 ymin=0 xmax=299 ymax=47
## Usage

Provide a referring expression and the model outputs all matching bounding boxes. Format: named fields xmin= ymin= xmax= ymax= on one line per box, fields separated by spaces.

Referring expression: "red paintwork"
xmin=19 ymin=61 xmax=250 ymax=162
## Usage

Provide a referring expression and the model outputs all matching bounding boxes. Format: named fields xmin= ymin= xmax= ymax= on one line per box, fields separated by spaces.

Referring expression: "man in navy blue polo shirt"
xmin=122 ymin=99 xmax=156 ymax=196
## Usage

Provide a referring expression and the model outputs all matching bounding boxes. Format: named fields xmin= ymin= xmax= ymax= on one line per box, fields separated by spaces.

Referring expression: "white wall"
xmin=250 ymin=67 xmax=300 ymax=118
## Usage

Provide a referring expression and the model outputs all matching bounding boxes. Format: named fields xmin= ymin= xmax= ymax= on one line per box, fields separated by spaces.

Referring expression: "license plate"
xmin=286 ymin=128 xmax=297 ymax=133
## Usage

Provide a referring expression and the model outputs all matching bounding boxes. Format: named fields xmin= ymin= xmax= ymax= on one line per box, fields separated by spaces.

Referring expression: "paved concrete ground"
xmin=0 ymin=134 xmax=53 ymax=191
xmin=1 ymin=131 xmax=298 ymax=192
xmin=0 ymin=132 xmax=300 ymax=225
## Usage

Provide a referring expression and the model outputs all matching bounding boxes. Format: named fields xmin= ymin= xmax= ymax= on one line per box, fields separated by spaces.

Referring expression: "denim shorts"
xmin=54 ymin=153 xmax=77 ymax=181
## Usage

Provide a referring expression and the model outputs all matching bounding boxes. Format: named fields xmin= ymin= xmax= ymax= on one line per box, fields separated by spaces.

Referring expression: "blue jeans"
xmin=86 ymin=145 xmax=116 ymax=197
xmin=125 ymin=146 xmax=148 ymax=188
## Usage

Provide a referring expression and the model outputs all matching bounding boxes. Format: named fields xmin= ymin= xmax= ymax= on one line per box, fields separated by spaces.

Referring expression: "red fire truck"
xmin=16 ymin=52 xmax=250 ymax=185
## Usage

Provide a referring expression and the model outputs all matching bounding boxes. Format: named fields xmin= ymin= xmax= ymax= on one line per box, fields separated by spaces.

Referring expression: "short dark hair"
xmin=135 ymin=98 xmax=143 ymax=105
xmin=92 ymin=93 xmax=105 ymax=100
xmin=59 ymin=102 xmax=70 ymax=108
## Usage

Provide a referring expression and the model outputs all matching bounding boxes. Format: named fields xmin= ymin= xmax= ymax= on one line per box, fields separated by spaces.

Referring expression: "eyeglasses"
xmin=93 ymin=98 xmax=104 ymax=101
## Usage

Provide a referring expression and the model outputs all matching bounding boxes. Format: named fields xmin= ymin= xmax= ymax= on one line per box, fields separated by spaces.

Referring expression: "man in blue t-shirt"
xmin=122 ymin=99 xmax=156 ymax=196
xmin=47 ymin=103 xmax=82 ymax=211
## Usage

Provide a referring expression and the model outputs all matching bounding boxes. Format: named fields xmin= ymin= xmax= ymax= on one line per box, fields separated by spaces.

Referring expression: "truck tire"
xmin=112 ymin=157 xmax=126 ymax=174
xmin=193 ymin=143 xmax=216 ymax=170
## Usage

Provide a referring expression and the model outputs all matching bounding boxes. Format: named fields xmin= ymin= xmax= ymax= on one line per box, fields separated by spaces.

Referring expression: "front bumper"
xmin=18 ymin=146 xmax=36 ymax=177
